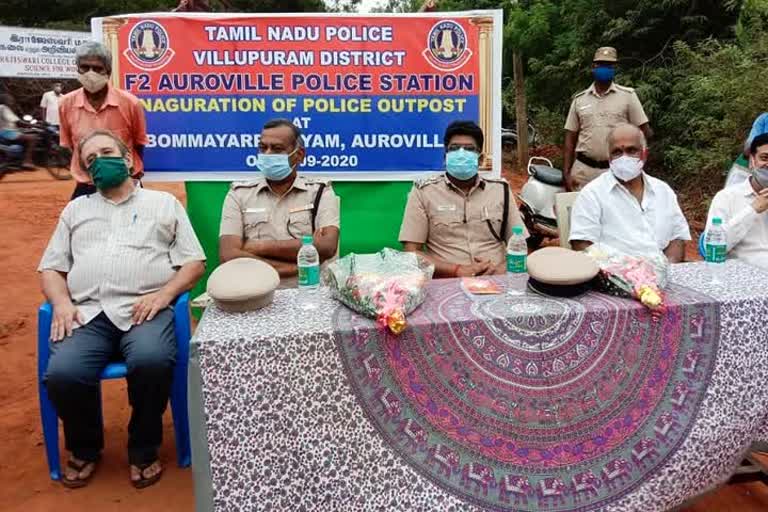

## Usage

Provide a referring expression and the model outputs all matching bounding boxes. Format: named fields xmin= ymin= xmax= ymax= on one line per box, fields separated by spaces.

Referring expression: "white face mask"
xmin=78 ymin=70 xmax=109 ymax=94
xmin=610 ymin=155 xmax=644 ymax=182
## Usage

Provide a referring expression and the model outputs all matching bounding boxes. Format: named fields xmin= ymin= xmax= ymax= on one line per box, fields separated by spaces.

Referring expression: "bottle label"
xmin=705 ymin=244 xmax=726 ymax=264
xmin=298 ymin=264 xmax=320 ymax=286
xmin=507 ymin=253 xmax=527 ymax=273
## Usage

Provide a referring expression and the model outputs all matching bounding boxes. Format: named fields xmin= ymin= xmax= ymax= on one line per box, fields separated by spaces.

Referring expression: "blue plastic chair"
xmin=698 ymin=232 xmax=706 ymax=258
xmin=37 ymin=292 xmax=192 ymax=480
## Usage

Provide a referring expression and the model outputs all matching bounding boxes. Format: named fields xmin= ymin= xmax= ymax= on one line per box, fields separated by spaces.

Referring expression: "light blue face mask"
xmin=445 ymin=148 xmax=479 ymax=181
xmin=257 ymin=147 xmax=298 ymax=181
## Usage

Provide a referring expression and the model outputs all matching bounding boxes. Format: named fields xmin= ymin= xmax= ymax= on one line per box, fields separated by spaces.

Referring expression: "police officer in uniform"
xmin=563 ymin=47 xmax=652 ymax=191
xmin=219 ymin=118 xmax=340 ymax=288
xmin=399 ymin=120 xmax=527 ymax=278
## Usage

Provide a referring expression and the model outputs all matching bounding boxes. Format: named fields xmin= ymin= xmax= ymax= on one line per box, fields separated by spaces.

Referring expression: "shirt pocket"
xmin=287 ymin=209 xmax=313 ymax=239
xmin=117 ymin=219 xmax=157 ymax=249
xmin=243 ymin=210 xmax=271 ymax=240
xmin=430 ymin=208 xmax=464 ymax=240
xmin=479 ymin=204 xmax=505 ymax=240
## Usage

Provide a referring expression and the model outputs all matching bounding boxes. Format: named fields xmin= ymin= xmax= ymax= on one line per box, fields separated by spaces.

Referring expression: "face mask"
xmin=445 ymin=148 xmax=479 ymax=181
xmin=257 ymin=148 xmax=298 ymax=181
xmin=78 ymin=70 xmax=109 ymax=93
xmin=752 ymin=163 xmax=768 ymax=188
xmin=610 ymin=155 xmax=644 ymax=182
xmin=88 ymin=156 xmax=130 ymax=190
xmin=593 ymin=66 xmax=615 ymax=83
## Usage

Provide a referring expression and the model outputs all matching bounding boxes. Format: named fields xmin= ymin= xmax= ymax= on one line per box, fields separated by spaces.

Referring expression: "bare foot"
xmin=130 ymin=460 xmax=163 ymax=489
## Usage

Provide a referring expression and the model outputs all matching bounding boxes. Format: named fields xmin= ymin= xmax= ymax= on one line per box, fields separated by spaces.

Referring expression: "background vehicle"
xmin=518 ymin=156 xmax=565 ymax=249
xmin=0 ymin=115 xmax=71 ymax=180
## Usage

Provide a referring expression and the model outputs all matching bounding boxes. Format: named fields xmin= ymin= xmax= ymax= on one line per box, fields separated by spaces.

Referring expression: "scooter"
xmin=518 ymin=157 xmax=565 ymax=249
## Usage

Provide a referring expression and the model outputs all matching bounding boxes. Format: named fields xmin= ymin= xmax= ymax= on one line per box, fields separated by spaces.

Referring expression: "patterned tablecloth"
xmin=188 ymin=261 xmax=768 ymax=512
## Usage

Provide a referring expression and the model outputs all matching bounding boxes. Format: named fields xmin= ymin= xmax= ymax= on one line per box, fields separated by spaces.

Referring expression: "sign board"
xmin=0 ymin=25 xmax=90 ymax=79
xmin=92 ymin=12 xmax=502 ymax=181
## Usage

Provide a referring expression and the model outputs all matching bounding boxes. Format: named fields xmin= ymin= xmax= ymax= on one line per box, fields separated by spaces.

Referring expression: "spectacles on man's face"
xmin=446 ymin=144 xmax=479 ymax=153
xmin=78 ymin=64 xmax=107 ymax=74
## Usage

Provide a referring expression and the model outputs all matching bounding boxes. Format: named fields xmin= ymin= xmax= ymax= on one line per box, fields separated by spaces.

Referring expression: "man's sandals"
xmin=61 ymin=456 xmax=100 ymax=489
xmin=130 ymin=460 xmax=163 ymax=489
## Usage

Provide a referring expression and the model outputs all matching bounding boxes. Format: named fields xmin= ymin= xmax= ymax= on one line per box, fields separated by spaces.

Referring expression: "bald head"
xmin=608 ymin=124 xmax=647 ymax=160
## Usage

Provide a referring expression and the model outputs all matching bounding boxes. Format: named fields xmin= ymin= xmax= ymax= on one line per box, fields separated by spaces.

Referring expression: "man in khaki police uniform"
xmin=563 ymin=46 xmax=652 ymax=190
xmin=399 ymin=120 xmax=527 ymax=278
xmin=219 ymin=118 xmax=340 ymax=287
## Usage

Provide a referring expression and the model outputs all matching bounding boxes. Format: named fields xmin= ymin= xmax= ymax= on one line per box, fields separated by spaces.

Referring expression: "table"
xmin=189 ymin=261 xmax=768 ymax=512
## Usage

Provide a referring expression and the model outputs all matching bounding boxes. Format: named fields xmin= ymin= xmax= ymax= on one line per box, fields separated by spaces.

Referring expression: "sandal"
xmin=130 ymin=461 xmax=163 ymax=489
xmin=61 ymin=457 xmax=99 ymax=489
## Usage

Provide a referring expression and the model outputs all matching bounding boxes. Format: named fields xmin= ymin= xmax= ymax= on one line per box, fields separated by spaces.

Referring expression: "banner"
xmin=92 ymin=12 xmax=502 ymax=181
xmin=0 ymin=25 xmax=90 ymax=79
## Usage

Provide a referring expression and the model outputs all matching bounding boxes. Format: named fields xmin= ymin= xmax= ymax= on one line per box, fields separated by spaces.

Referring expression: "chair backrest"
xmin=554 ymin=192 xmax=580 ymax=248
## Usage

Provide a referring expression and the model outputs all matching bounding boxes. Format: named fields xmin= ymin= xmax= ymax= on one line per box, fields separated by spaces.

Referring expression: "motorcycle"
xmin=501 ymin=122 xmax=538 ymax=154
xmin=518 ymin=157 xmax=565 ymax=249
xmin=0 ymin=115 xmax=71 ymax=180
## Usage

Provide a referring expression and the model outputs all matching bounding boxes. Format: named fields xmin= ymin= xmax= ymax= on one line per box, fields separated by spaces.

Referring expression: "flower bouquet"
xmin=585 ymin=244 xmax=669 ymax=310
xmin=322 ymin=248 xmax=435 ymax=334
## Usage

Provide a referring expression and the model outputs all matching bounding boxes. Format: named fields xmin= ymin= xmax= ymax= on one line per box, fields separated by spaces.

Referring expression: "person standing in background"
xmin=563 ymin=47 xmax=653 ymax=191
xmin=59 ymin=42 xmax=147 ymax=200
xmin=40 ymin=82 xmax=63 ymax=127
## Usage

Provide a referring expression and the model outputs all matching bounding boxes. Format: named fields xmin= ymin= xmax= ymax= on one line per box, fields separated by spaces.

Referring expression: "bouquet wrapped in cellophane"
xmin=585 ymin=244 xmax=669 ymax=311
xmin=322 ymin=248 xmax=435 ymax=334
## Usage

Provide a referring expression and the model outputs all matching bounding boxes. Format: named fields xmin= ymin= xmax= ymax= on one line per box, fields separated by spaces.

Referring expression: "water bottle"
xmin=297 ymin=235 xmax=320 ymax=309
xmin=506 ymin=226 xmax=527 ymax=295
xmin=704 ymin=217 xmax=726 ymax=284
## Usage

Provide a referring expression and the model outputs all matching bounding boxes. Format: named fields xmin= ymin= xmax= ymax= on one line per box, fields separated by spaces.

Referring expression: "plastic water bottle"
xmin=704 ymin=217 xmax=726 ymax=284
xmin=506 ymin=226 xmax=527 ymax=295
xmin=297 ymin=235 xmax=320 ymax=309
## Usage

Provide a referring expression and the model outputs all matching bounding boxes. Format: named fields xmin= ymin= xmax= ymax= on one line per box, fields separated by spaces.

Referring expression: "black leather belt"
xmin=576 ymin=153 xmax=609 ymax=169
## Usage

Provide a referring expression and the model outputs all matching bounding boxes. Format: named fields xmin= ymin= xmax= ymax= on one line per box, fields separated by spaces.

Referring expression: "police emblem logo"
xmin=123 ymin=20 xmax=175 ymax=71
xmin=422 ymin=20 xmax=473 ymax=71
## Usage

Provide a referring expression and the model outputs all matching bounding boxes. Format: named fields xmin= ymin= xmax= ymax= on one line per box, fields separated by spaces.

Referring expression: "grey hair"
xmin=607 ymin=123 xmax=647 ymax=149
xmin=77 ymin=129 xmax=129 ymax=168
xmin=75 ymin=41 xmax=112 ymax=74
xmin=262 ymin=118 xmax=304 ymax=149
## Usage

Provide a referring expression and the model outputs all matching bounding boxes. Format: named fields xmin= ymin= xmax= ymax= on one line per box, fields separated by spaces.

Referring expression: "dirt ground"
xmin=0 ymin=168 xmax=751 ymax=512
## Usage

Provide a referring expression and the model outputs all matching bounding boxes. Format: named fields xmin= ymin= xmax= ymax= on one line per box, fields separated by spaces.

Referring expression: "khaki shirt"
xmin=398 ymin=174 xmax=527 ymax=266
xmin=219 ymin=175 xmax=340 ymax=287
xmin=38 ymin=188 xmax=206 ymax=332
xmin=564 ymin=82 xmax=649 ymax=161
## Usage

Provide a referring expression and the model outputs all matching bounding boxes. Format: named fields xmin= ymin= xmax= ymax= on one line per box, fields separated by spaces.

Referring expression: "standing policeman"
xmin=399 ymin=120 xmax=527 ymax=278
xmin=563 ymin=47 xmax=652 ymax=190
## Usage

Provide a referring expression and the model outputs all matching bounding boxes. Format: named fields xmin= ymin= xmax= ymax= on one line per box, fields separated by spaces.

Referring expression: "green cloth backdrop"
xmin=185 ymin=181 xmax=413 ymax=311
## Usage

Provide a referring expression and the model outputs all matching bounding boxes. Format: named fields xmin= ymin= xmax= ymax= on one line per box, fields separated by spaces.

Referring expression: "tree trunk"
xmin=513 ymin=50 xmax=529 ymax=170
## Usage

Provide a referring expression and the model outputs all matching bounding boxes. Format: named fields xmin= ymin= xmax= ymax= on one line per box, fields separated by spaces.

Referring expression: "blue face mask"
xmin=445 ymin=148 xmax=479 ymax=181
xmin=593 ymin=65 xmax=616 ymax=83
xmin=257 ymin=148 xmax=297 ymax=181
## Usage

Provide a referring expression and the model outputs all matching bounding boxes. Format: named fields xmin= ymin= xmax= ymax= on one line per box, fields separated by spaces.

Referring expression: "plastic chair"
xmin=37 ymin=292 xmax=192 ymax=481
xmin=698 ymin=232 xmax=706 ymax=258
xmin=554 ymin=192 xmax=580 ymax=249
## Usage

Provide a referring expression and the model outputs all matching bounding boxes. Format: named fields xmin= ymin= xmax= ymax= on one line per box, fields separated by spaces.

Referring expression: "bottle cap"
xmin=712 ymin=217 xmax=722 ymax=226
xmin=512 ymin=226 xmax=524 ymax=235
xmin=302 ymin=235 xmax=313 ymax=244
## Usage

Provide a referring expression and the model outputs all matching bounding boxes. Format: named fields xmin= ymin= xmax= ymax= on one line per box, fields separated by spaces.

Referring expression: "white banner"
xmin=0 ymin=25 xmax=90 ymax=79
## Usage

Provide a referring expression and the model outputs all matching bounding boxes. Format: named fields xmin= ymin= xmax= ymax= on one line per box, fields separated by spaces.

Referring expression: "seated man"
xmin=726 ymin=112 xmax=768 ymax=187
xmin=570 ymin=123 xmax=690 ymax=262
xmin=219 ymin=118 xmax=340 ymax=287
xmin=706 ymin=133 xmax=768 ymax=270
xmin=39 ymin=130 xmax=206 ymax=489
xmin=399 ymin=120 xmax=527 ymax=277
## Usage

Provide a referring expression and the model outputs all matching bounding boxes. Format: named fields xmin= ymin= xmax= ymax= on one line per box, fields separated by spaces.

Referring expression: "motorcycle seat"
xmin=530 ymin=164 xmax=564 ymax=187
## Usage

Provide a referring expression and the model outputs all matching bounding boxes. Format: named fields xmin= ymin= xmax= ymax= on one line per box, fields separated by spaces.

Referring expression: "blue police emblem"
xmin=423 ymin=20 xmax=472 ymax=71
xmin=124 ymin=20 xmax=174 ymax=71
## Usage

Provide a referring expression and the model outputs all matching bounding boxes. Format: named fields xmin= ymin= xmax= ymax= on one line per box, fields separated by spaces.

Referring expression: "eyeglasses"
xmin=447 ymin=144 xmax=479 ymax=153
xmin=78 ymin=64 xmax=107 ymax=74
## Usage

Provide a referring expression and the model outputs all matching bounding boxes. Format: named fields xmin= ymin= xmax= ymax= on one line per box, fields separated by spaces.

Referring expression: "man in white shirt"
xmin=706 ymin=133 xmax=768 ymax=270
xmin=569 ymin=123 xmax=691 ymax=262
xmin=40 ymin=82 xmax=62 ymax=126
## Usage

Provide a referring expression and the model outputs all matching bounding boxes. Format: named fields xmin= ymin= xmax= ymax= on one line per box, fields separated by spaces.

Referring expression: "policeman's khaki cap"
xmin=593 ymin=47 xmax=618 ymax=63
xmin=527 ymin=247 xmax=599 ymax=297
xmin=207 ymin=258 xmax=280 ymax=312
